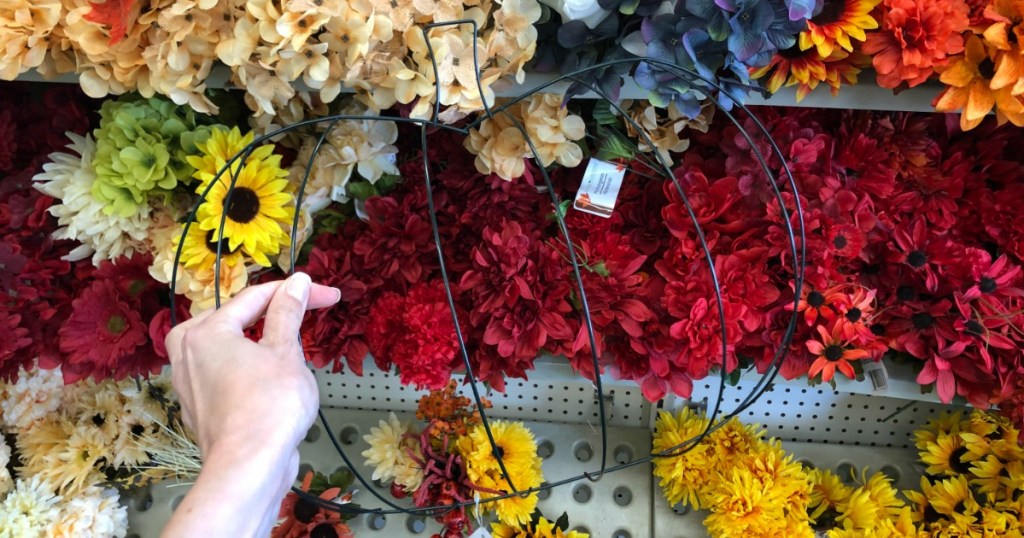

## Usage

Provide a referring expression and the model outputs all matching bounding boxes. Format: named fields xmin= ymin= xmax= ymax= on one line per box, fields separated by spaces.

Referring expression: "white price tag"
xmin=573 ymin=159 xmax=626 ymax=218
xmin=468 ymin=528 xmax=492 ymax=538
xmin=862 ymin=360 xmax=889 ymax=393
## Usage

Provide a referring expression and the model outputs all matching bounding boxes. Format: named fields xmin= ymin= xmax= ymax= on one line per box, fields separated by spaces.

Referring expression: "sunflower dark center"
xmin=923 ymin=503 xmax=942 ymax=523
xmin=897 ymin=285 xmax=916 ymax=301
xmin=494 ymin=446 xmax=505 ymax=458
xmin=807 ymin=291 xmax=825 ymax=307
xmin=811 ymin=507 xmax=840 ymax=531
xmin=824 ymin=345 xmax=844 ymax=361
xmin=310 ymin=524 xmax=339 ymax=538
xmin=813 ymin=0 xmax=847 ymax=25
xmin=870 ymin=323 xmax=886 ymax=336
xmin=980 ymin=58 xmax=996 ymax=80
xmin=954 ymin=499 xmax=967 ymax=514
xmin=106 ymin=315 xmax=127 ymax=335
xmin=131 ymin=424 xmax=145 ymax=436
xmin=778 ymin=43 xmax=806 ymax=59
xmin=845 ymin=307 xmax=862 ymax=323
xmin=92 ymin=414 xmax=105 ymax=427
xmin=966 ymin=319 xmax=985 ymax=336
xmin=224 ymin=187 xmax=261 ymax=223
xmin=950 ymin=446 xmax=972 ymax=475
xmin=907 ymin=250 xmax=927 ymax=268
xmin=293 ymin=499 xmax=319 ymax=523
xmin=979 ymin=277 xmax=997 ymax=293
xmin=833 ymin=235 xmax=848 ymax=249
xmin=205 ymin=230 xmax=233 ymax=255
xmin=912 ymin=312 xmax=935 ymax=330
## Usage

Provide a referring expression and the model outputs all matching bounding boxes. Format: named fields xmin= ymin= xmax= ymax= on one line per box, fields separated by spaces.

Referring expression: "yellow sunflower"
xmin=929 ymin=475 xmax=980 ymax=519
xmin=969 ymin=455 xmax=1016 ymax=497
xmin=195 ymin=156 xmax=294 ymax=268
xmin=921 ymin=432 xmax=974 ymax=477
xmin=186 ymin=126 xmax=280 ymax=189
xmin=176 ymin=219 xmax=246 ymax=270
xmin=652 ymin=408 xmax=715 ymax=509
xmin=490 ymin=516 xmax=590 ymax=538
xmin=808 ymin=468 xmax=853 ymax=532
xmin=752 ymin=46 xmax=866 ymax=101
xmin=915 ymin=411 xmax=965 ymax=451
xmin=799 ymin=0 xmax=882 ymax=58
xmin=904 ymin=477 xmax=945 ymax=529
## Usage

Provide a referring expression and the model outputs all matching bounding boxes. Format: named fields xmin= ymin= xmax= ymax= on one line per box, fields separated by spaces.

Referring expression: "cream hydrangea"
xmin=0 ymin=475 xmax=62 ymax=538
xmin=0 ymin=363 xmax=64 ymax=432
xmin=361 ymin=413 xmax=423 ymax=492
xmin=33 ymin=133 xmax=151 ymax=265
xmin=0 ymin=0 xmax=63 ymax=79
xmin=47 ymin=486 xmax=128 ymax=538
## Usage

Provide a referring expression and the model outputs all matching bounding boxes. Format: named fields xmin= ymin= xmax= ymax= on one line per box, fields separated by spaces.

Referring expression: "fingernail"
xmin=332 ymin=287 xmax=342 ymax=303
xmin=287 ymin=273 xmax=311 ymax=302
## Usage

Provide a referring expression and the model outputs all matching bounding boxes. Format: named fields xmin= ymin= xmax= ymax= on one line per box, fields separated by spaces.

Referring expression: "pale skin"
xmin=162 ymin=273 xmax=342 ymax=537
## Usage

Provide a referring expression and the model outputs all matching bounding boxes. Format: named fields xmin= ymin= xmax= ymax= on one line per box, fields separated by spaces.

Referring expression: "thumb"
xmin=260 ymin=272 xmax=311 ymax=349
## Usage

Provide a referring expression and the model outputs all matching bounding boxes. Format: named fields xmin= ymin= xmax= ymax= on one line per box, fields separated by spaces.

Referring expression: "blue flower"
xmin=724 ymin=0 xmax=775 ymax=63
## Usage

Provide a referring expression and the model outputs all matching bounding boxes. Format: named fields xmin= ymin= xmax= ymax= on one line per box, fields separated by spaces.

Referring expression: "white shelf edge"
xmin=14 ymin=66 xmax=944 ymax=113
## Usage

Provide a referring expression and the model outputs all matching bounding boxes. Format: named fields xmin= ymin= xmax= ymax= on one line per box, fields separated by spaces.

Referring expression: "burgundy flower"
xmin=0 ymin=310 xmax=32 ymax=381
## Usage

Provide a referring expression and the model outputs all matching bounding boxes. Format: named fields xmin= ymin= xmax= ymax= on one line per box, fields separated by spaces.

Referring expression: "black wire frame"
xmin=166 ymin=19 xmax=807 ymax=521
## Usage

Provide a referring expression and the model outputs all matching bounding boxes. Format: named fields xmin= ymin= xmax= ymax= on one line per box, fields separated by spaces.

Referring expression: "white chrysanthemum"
xmin=393 ymin=448 xmax=425 ymax=493
xmin=0 ymin=475 xmax=62 ymax=538
xmin=32 ymin=133 xmax=151 ymax=265
xmin=46 ymin=486 xmax=129 ymax=538
xmin=362 ymin=412 xmax=418 ymax=484
xmin=0 ymin=364 xmax=63 ymax=431
xmin=0 ymin=435 xmax=12 ymax=496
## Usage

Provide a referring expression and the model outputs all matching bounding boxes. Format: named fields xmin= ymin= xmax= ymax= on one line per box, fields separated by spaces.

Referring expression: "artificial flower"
xmin=0 ymin=363 xmax=64 ymax=431
xmin=805 ymin=321 xmax=871 ymax=382
xmin=46 ymin=485 xmax=129 ymax=538
xmin=799 ymin=0 xmax=882 ymax=58
xmin=935 ymin=34 xmax=1024 ymax=131
xmin=457 ymin=420 xmax=544 ymax=527
xmin=0 ymin=435 xmax=12 ymax=496
xmin=0 ymin=475 xmax=62 ymax=537
xmin=862 ymin=0 xmax=970 ymax=88
xmin=651 ymin=407 xmax=714 ymax=509
xmin=490 ymin=515 xmax=590 ymax=538
xmin=361 ymin=412 xmax=424 ymax=491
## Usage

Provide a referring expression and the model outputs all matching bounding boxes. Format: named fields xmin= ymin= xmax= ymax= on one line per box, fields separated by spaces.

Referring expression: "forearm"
xmin=162 ymin=442 xmax=296 ymax=538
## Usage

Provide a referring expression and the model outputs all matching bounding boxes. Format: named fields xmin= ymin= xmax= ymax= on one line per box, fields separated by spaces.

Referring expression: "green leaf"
xmin=328 ymin=468 xmax=355 ymax=491
xmin=725 ymin=368 xmax=742 ymax=386
xmin=555 ymin=512 xmax=570 ymax=532
xmin=547 ymin=199 xmax=572 ymax=222
xmin=347 ymin=181 xmax=378 ymax=201
xmin=592 ymin=100 xmax=620 ymax=126
xmin=307 ymin=471 xmax=331 ymax=495
xmin=594 ymin=127 xmax=636 ymax=162
xmin=589 ymin=261 xmax=611 ymax=277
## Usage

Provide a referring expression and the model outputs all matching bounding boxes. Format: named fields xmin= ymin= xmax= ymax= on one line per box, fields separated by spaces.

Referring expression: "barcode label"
xmin=573 ymin=159 xmax=625 ymax=218
xmin=862 ymin=361 xmax=888 ymax=393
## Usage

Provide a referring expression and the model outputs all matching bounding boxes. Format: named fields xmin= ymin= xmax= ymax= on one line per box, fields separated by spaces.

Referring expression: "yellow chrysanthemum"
xmin=708 ymin=418 xmax=764 ymax=464
xmin=186 ymin=126 xmax=278 ymax=189
xmin=490 ymin=516 xmax=590 ymax=538
xmin=835 ymin=486 xmax=880 ymax=531
xmin=17 ymin=416 xmax=107 ymax=496
xmin=195 ymin=155 xmax=294 ymax=268
xmin=808 ymin=468 xmax=853 ymax=532
xmin=652 ymin=408 xmax=715 ymax=509
xmin=457 ymin=420 xmax=543 ymax=527
xmin=921 ymin=432 xmax=973 ymax=477
xmin=799 ymin=0 xmax=883 ymax=58
xmin=743 ymin=440 xmax=811 ymax=512
xmin=704 ymin=466 xmax=789 ymax=538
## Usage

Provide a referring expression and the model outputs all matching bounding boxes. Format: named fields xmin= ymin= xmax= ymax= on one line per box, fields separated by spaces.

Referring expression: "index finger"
xmin=205 ymin=280 xmax=340 ymax=332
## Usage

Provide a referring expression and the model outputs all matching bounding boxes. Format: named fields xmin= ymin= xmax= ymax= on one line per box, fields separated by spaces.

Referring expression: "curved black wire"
xmin=166 ymin=31 xmax=807 ymax=519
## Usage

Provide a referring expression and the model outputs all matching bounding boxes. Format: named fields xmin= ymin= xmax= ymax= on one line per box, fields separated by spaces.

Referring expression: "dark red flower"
xmin=0 ymin=310 xmax=32 ymax=381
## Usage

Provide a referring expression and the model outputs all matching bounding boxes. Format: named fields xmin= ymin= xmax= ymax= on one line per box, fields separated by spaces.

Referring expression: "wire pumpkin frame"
xmin=166 ymin=19 xmax=808 ymax=522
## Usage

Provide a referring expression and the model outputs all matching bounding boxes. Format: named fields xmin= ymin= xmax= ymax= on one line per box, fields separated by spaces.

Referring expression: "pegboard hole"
xmin=340 ymin=425 xmax=360 ymax=445
xmin=367 ymin=514 xmax=386 ymax=530
xmin=304 ymin=425 xmax=321 ymax=443
xmin=135 ymin=493 xmax=153 ymax=512
xmin=612 ymin=486 xmax=632 ymax=507
xmin=406 ymin=515 xmax=427 ymax=533
xmin=881 ymin=464 xmax=901 ymax=482
xmin=537 ymin=440 xmax=555 ymax=459
xmin=835 ymin=461 xmax=856 ymax=483
xmin=612 ymin=531 xmax=632 ymax=538
xmin=797 ymin=459 xmax=815 ymax=470
xmin=614 ymin=444 xmax=634 ymax=464
xmin=572 ymin=527 xmax=590 ymax=535
xmin=671 ymin=503 xmax=690 ymax=516
xmin=537 ymin=482 xmax=551 ymax=501
xmin=573 ymin=440 xmax=593 ymax=462
xmin=572 ymin=484 xmax=592 ymax=504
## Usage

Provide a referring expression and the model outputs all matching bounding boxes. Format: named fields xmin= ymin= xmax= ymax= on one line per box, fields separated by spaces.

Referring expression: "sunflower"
xmin=859 ymin=471 xmax=905 ymax=520
xmin=808 ymin=469 xmax=853 ymax=532
xmin=929 ymin=475 xmax=980 ymax=519
xmin=491 ymin=516 xmax=590 ymax=538
xmin=914 ymin=411 xmax=965 ymax=451
xmin=935 ymin=34 xmax=1024 ymax=131
xmin=176 ymin=219 xmax=246 ymax=271
xmin=194 ymin=155 xmax=294 ymax=268
xmin=652 ymin=408 xmax=715 ymax=509
xmin=905 ymin=477 xmax=946 ymax=529
xmin=921 ymin=432 xmax=974 ymax=477
xmin=835 ymin=486 xmax=881 ymax=531
xmin=969 ymin=455 xmax=1017 ymax=497
xmin=186 ymin=126 xmax=281 ymax=189
xmin=800 ymin=0 xmax=883 ymax=57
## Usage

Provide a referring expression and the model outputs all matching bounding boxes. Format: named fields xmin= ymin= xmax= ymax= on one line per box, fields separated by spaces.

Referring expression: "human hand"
xmin=162 ymin=273 xmax=340 ymax=537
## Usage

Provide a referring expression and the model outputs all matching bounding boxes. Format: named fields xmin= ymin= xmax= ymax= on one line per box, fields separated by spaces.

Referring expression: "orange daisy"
xmin=806 ymin=322 xmax=871 ymax=382
xmin=934 ymin=34 xmax=1024 ymax=131
xmin=799 ymin=0 xmax=884 ymax=58
xmin=753 ymin=46 xmax=867 ymax=101
xmin=982 ymin=0 xmax=1024 ymax=94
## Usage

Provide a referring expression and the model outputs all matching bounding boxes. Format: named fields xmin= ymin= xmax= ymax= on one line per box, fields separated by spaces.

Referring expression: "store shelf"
xmin=14 ymin=67 xmax=943 ymax=113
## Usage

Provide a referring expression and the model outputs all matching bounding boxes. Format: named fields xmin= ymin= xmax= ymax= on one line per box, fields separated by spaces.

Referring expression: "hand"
xmin=162 ymin=273 xmax=340 ymax=537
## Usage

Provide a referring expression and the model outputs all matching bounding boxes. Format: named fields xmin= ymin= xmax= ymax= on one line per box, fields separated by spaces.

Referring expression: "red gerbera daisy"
xmin=58 ymin=279 xmax=150 ymax=383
